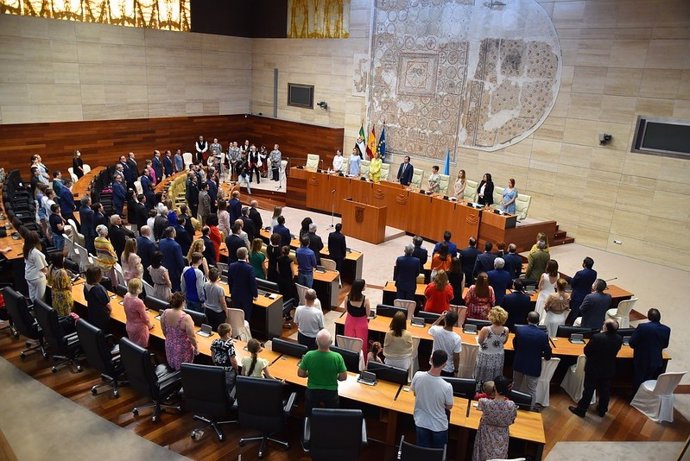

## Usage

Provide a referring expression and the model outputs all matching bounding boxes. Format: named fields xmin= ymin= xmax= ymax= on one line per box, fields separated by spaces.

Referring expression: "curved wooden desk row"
xmin=71 ymin=166 xmax=107 ymax=201
xmin=287 ymin=168 xmax=559 ymax=251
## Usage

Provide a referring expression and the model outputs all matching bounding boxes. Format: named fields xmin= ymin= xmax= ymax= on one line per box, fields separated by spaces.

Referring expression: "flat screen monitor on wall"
xmin=632 ymin=116 xmax=690 ymax=159
xmin=288 ymin=83 xmax=314 ymax=109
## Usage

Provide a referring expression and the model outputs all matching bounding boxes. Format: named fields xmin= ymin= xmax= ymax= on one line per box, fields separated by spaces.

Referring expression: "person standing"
xmin=197 ymin=182 xmax=211 ymax=227
xmin=487 ymin=257 xmax=512 ymax=306
xmin=57 ymin=177 xmax=77 ymax=225
xmin=173 ymin=149 xmax=184 ymax=173
xmin=79 ymin=196 xmax=97 ymax=255
xmin=397 ymin=156 xmax=414 ymax=186
xmin=327 ymin=223 xmax=347 ymax=273
xmin=307 ymin=223 xmax=324 ymax=265
xmin=161 ymin=292 xmax=197 ymax=370
xmin=525 ymin=240 xmax=549 ymax=283
xmin=181 ymin=252 xmax=206 ymax=313
xmin=429 ymin=310 xmax=462 ymax=377
xmin=195 ymin=135 xmax=208 ymax=165
xmin=148 ymin=251 xmax=172 ymax=302
xmin=368 ymin=151 xmax=382 ymax=182
xmin=578 ymin=279 xmax=612 ymax=329
xmin=410 ymin=350 xmax=454 ymax=449
xmin=569 ymin=319 xmax=623 ymax=417
xmin=228 ymin=190 xmax=242 ymax=224
xmin=160 ymin=227 xmax=185 ymax=292
xmin=460 ymin=237 xmax=480 ymax=286
xmin=152 ymin=150 xmax=163 ymax=183
xmin=475 ymin=307 xmax=509 ymax=383
xmin=343 ymin=279 xmax=370 ymax=359
xmin=203 ymin=267 xmax=228 ymax=331
xmin=512 ymin=311 xmax=552 ymax=407
xmin=297 ymin=329 xmax=348 ymax=416
xmin=123 ymin=278 xmax=154 ymax=348
xmin=472 ymin=376 xmax=517 ymax=461
xmin=424 ymin=270 xmax=454 ymax=314
xmin=294 ymin=289 xmax=324 ymax=350
xmin=296 ymin=235 xmax=317 ymax=288
xmin=503 ymin=243 xmax=523 ymax=280
xmin=163 ymin=150 xmax=174 ymax=177
xmin=566 ymin=257 xmax=598 ymax=324
xmin=331 ymin=149 xmax=344 ymax=174
xmin=23 ymin=231 xmax=48 ymax=302
xmin=348 ymin=147 xmax=361 ymax=176
xmin=476 ymin=173 xmax=494 ymax=206
xmin=227 ymin=247 xmax=258 ymax=322
xmin=629 ymin=308 xmax=671 ymax=392
xmin=544 ymin=279 xmax=570 ymax=338
xmin=383 ymin=311 xmax=414 ymax=370
xmin=111 ymin=174 xmax=126 ymax=216
xmin=411 ymin=236 xmax=428 ymax=274
xmin=394 ymin=244 xmax=420 ymax=301
xmin=269 ymin=144 xmax=282 ymax=181
xmin=72 ymin=150 xmax=84 ymax=179
xmin=48 ymin=204 xmax=66 ymax=252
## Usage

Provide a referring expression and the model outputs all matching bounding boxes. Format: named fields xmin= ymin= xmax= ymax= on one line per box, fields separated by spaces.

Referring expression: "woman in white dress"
xmin=454 ymin=169 xmax=466 ymax=200
xmin=544 ymin=278 xmax=570 ymax=337
xmin=534 ymin=259 xmax=559 ymax=321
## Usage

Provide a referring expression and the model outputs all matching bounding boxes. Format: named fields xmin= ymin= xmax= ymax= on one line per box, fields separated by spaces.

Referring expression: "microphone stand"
xmin=328 ymin=188 xmax=336 ymax=229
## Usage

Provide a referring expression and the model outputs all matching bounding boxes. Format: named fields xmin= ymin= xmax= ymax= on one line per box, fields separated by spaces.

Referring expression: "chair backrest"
xmin=309 ymin=409 xmax=364 ymax=460
xmin=295 ymin=283 xmax=309 ymax=306
xmin=181 ymin=363 xmax=234 ymax=418
xmin=306 ymin=154 xmax=320 ymax=171
xmin=465 ymin=318 xmax=492 ymax=329
xmin=399 ymin=434 xmax=446 ymax=460
xmin=113 ymin=264 xmax=126 ymax=287
xmin=82 ymin=164 xmax=92 ymax=174
xmin=227 ymin=308 xmax=247 ymax=339
xmin=438 ymin=174 xmax=450 ymax=195
xmin=493 ymin=185 xmax=504 ymax=207
xmin=410 ymin=168 xmax=424 ymax=189
xmin=320 ymin=258 xmax=337 ymax=272
xmin=380 ymin=163 xmax=390 ymax=181
xmin=367 ymin=361 xmax=408 ymax=385
xmin=539 ymin=357 xmax=561 ymax=381
xmin=393 ymin=299 xmax=417 ymax=321
xmin=33 ymin=299 xmax=65 ymax=353
xmin=615 ymin=298 xmax=637 ymax=317
xmin=508 ymin=389 xmax=533 ymax=410
xmin=457 ymin=343 xmax=479 ymax=379
xmin=144 ymin=295 xmax=169 ymax=312
xmin=335 ymin=334 xmax=363 ymax=354
xmin=76 ymin=319 xmax=117 ymax=376
xmin=331 ymin=345 xmax=360 ymax=373
xmin=235 ymin=375 xmax=286 ymax=433
xmin=376 ymin=303 xmax=407 ymax=318
xmin=651 ymin=372 xmax=686 ymax=395
xmin=556 ymin=325 xmax=596 ymax=339
xmin=118 ymin=337 xmax=158 ymax=398
xmin=573 ymin=354 xmax=587 ymax=376
xmin=360 ymin=160 xmax=371 ymax=178
xmin=142 ymin=280 xmax=155 ymax=297
xmin=451 ymin=305 xmax=467 ymax=326
xmin=2 ymin=287 xmax=40 ymax=340
xmin=133 ymin=180 xmax=144 ymax=196
xmin=515 ymin=193 xmax=531 ymax=220
xmin=464 ymin=179 xmax=478 ymax=202
xmin=182 ymin=152 xmax=193 ymax=167
xmin=271 ymin=338 xmax=308 ymax=358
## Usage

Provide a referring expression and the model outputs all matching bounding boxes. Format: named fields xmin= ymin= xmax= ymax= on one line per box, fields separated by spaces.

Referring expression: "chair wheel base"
xmin=91 ymin=386 xmax=98 ymax=396
xmin=51 ymin=367 xmax=58 ymax=373
xmin=132 ymin=409 xmax=139 ymax=416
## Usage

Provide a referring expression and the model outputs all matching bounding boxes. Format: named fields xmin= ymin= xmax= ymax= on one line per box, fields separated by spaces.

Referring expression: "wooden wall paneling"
xmin=286 ymin=168 xmax=308 ymax=209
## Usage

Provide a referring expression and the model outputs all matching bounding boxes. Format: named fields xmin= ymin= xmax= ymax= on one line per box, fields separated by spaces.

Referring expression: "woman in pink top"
xmin=121 ymin=238 xmax=143 ymax=283
xmin=123 ymin=278 xmax=153 ymax=347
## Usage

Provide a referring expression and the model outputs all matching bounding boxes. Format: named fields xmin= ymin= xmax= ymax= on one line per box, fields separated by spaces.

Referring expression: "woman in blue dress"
xmin=348 ymin=147 xmax=361 ymax=177
xmin=501 ymin=178 xmax=517 ymax=214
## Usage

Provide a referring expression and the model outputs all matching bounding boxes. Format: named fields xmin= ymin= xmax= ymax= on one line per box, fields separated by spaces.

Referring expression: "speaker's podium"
xmin=342 ymin=198 xmax=387 ymax=244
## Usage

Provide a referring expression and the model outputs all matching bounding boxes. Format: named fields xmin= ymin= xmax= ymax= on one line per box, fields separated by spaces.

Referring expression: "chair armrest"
xmin=302 ymin=417 xmax=311 ymax=449
xmin=283 ymin=391 xmax=297 ymax=414
xmin=361 ymin=419 xmax=368 ymax=445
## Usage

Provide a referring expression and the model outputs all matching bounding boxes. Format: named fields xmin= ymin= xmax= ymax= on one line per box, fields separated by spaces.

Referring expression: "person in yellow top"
xmin=368 ymin=151 xmax=383 ymax=183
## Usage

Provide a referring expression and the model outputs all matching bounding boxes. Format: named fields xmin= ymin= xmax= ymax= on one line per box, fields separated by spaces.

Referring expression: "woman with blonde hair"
xmin=187 ymin=239 xmax=210 ymax=276
xmin=121 ymin=238 xmax=143 ymax=283
xmin=474 ymin=306 xmax=509 ymax=383
xmin=464 ymin=272 xmax=496 ymax=320
xmin=383 ymin=311 xmax=414 ymax=371
xmin=454 ymin=169 xmax=466 ymax=200
xmin=94 ymin=224 xmax=118 ymax=285
xmin=544 ymin=278 xmax=570 ymax=337
xmin=51 ymin=268 xmax=73 ymax=317
xmin=269 ymin=206 xmax=282 ymax=233
xmin=423 ymin=270 xmax=454 ymax=314
xmin=124 ymin=278 xmax=153 ymax=347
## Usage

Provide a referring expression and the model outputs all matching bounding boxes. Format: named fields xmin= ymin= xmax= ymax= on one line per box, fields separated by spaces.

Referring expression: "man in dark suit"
xmin=394 ymin=244 xmax=421 ymax=301
xmin=629 ymin=308 xmax=671 ymax=392
xmin=273 ymin=215 xmax=292 ymax=247
xmin=118 ymin=155 xmax=135 ymax=188
xmin=396 ymin=155 xmax=414 ymax=186
xmin=249 ymin=200 xmax=263 ymax=231
xmin=570 ymin=319 xmax=623 ymax=417
xmin=512 ymin=311 xmax=552 ymax=407
xmin=160 ymin=226 xmax=185 ymax=292
xmin=473 ymin=241 xmax=496 ymax=279
xmin=185 ymin=173 xmax=199 ymax=217
xmin=200 ymin=226 xmax=217 ymax=267
xmin=163 ymin=150 xmax=174 ymax=178
xmin=153 ymin=208 xmax=169 ymax=242
xmin=578 ymin=279 xmax=611 ymax=329
xmin=327 ymin=223 xmax=347 ymax=273
xmin=502 ymin=279 xmax=532 ymax=330
xmin=174 ymin=215 xmax=192 ymax=256
xmin=136 ymin=226 xmax=157 ymax=284
xmin=460 ymin=237 xmax=480 ymax=286
xmin=240 ymin=207 xmax=257 ymax=242
xmin=487 ymin=257 xmax=512 ymax=305
xmin=228 ymin=247 xmax=258 ymax=321
xmin=226 ymin=222 xmax=247 ymax=264
xmin=503 ymin=243 xmax=523 ymax=280
xmin=152 ymin=151 xmax=163 ymax=183
xmin=111 ymin=175 xmax=126 ymax=216
xmin=566 ymin=257 xmax=598 ymax=324
xmin=307 ymin=223 xmax=324 ymax=266
xmin=228 ymin=190 xmax=242 ymax=224
xmin=411 ymin=236 xmax=428 ymax=274
xmin=126 ymin=152 xmax=138 ymax=186
xmin=132 ymin=194 xmax=148 ymax=230
xmin=79 ymin=196 xmax=97 ymax=255
xmin=140 ymin=170 xmax=156 ymax=210
xmin=109 ymin=215 xmax=135 ymax=263
xmin=433 ymin=230 xmax=457 ymax=258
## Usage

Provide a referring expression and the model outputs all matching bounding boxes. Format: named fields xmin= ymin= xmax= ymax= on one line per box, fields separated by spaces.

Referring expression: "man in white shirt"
xmin=410 ymin=349 xmax=454 ymax=449
xmin=429 ymin=310 xmax=462 ymax=377
xmin=293 ymin=289 xmax=324 ymax=350
xmin=332 ymin=149 xmax=344 ymax=173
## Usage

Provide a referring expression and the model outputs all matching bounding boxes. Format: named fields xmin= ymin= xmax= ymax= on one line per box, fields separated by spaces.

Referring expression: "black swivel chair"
xmin=303 ymin=408 xmax=367 ymax=461
xmin=508 ymin=389 xmax=534 ymax=411
xmin=181 ymin=363 xmax=237 ymax=441
xmin=118 ymin=337 xmax=182 ymax=422
xmin=3 ymin=287 xmax=45 ymax=358
xmin=33 ymin=299 xmax=82 ymax=373
xmin=75 ymin=319 xmax=126 ymax=397
xmin=464 ymin=318 xmax=492 ymax=329
xmin=236 ymin=375 xmax=296 ymax=458
xmin=397 ymin=434 xmax=446 ymax=460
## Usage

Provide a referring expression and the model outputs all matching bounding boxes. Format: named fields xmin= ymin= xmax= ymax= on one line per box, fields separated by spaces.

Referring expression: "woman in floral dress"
xmin=474 ymin=307 xmax=509 ymax=383
xmin=160 ymin=292 xmax=197 ymax=370
xmin=472 ymin=375 xmax=517 ymax=461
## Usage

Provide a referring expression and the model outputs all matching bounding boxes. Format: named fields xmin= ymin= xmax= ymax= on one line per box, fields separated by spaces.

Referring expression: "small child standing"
xmin=474 ymin=380 xmax=496 ymax=400
xmin=210 ymin=323 xmax=239 ymax=397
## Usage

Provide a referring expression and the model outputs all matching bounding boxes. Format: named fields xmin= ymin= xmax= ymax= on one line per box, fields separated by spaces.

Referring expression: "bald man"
xmin=297 ymin=329 xmax=347 ymax=415
xmin=569 ymin=319 xmax=623 ymax=418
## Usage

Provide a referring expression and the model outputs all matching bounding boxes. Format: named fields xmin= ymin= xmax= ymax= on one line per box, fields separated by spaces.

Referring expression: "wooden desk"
xmin=71 ymin=166 xmax=106 ymax=201
xmin=341 ymin=199 xmax=386 ymax=244
xmin=268 ymin=352 xmax=545 ymax=458
xmin=218 ymin=280 xmax=284 ymax=340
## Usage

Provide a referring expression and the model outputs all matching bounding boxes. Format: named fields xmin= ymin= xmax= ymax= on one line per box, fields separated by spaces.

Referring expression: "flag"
xmin=443 ymin=149 xmax=450 ymax=175
xmin=358 ymin=124 xmax=366 ymax=140
xmin=366 ymin=126 xmax=376 ymax=160
xmin=377 ymin=127 xmax=387 ymax=162
xmin=356 ymin=124 xmax=367 ymax=159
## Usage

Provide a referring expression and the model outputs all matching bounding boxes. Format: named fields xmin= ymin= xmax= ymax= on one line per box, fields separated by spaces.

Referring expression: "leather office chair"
xmin=360 ymin=160 xmax=371 ymax=178
xmin=118 ymin=337 xmax=182 ymax=422
xmin=33 ymin=299 xmax=82 ymax=373
xmin=397 ymin=434 xmax=446 ymax=460
xmin=75 ymin=319 xmax=126 ymax=397
xmin=438 ymin=174 xmax=450 ymax=195
xmin=236 ymin=375 xmax=296 ymax=458
xmin=303 ymin=408 xmax=367 ymax=460
xmin=181 ymin=363 xmax=237 ymax=441
xmin=305 ymin=154 xmax=320 ymax=171
xmin=3 ymin=287 xmax=45 ymax=358
xmin=508 ymin=389 xmax=534 ymax=410
xmin=380 ymin=162 xmax=391 ymax=181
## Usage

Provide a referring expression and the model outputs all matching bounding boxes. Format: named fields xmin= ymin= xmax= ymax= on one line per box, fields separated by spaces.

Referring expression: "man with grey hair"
xmin=577 ymin=279 xmax=612 ymax=329
xmin=307 ymin=222 xmax=324 ymax=265
xmin=136 ymin=225 xmax=157 ymax=284
xmin=297 ymin=328 xmax=347 ymax=415
xmin=394 ymin=243 xmax=421 ymax=301
xmin=248 ymin=200 xmax=263 ymax=231
xmin=108 ymin=214 xmax=134 ymax=263
xmin=503 ymin=243 xmax=522 ymax=280
xmin=487 ymin=257 xmax=512 ymax=305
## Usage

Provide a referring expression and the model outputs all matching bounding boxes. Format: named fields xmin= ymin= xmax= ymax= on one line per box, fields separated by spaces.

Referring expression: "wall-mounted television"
xmin=632 ymin=116 xmax=690 ymax=159
xmin=288 ymin=83 xmax=314 ymax=109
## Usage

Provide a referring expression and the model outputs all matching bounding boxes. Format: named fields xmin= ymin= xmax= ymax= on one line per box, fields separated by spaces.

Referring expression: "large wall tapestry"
xmin=368 ymin=0 xmax=561 ymax=158
xmin=0 ymin=0 xmax=190 ymax=31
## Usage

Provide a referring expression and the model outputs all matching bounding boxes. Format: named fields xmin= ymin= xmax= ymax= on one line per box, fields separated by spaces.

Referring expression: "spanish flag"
xmin=366 ymin=126 xmax=376 ymax=159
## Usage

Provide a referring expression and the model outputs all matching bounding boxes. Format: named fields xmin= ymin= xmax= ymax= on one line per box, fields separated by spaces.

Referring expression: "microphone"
xmin=605 ymin=277 xmax=617 ymax=282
